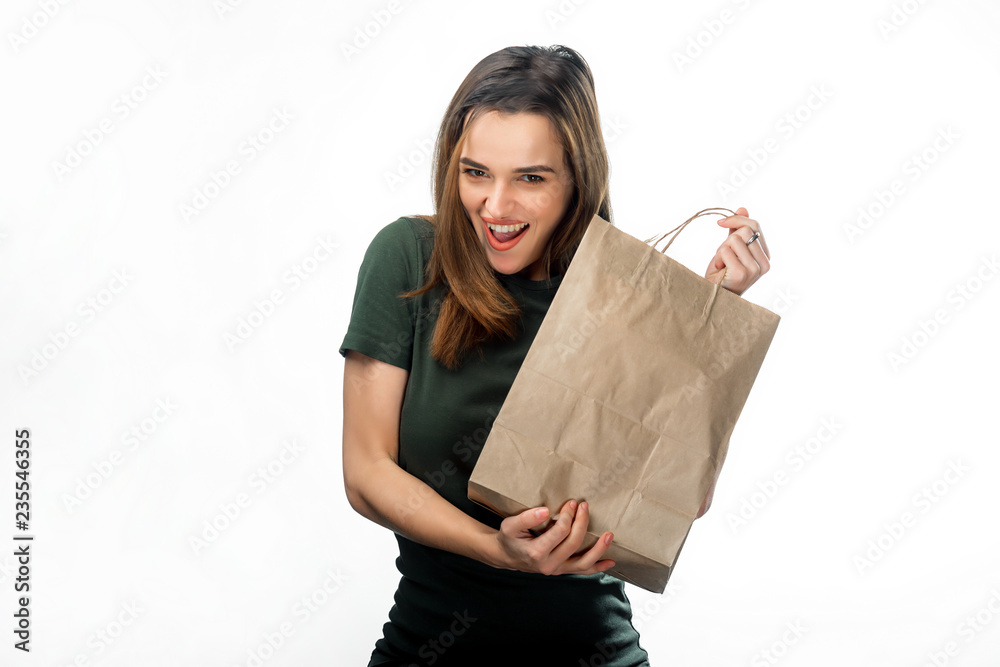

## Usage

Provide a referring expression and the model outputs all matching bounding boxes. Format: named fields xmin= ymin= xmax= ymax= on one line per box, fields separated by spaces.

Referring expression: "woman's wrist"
xmin=469 ymin=524 xmax=507 ymax=570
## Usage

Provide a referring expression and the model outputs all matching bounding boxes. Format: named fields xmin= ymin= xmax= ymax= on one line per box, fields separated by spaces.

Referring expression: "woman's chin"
xmin=490 ymin=262 xmax=522 ymax=277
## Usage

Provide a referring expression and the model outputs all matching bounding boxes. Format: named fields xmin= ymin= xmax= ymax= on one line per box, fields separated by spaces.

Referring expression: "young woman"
xmin=341 ymin=44 xmax=770 ymax=666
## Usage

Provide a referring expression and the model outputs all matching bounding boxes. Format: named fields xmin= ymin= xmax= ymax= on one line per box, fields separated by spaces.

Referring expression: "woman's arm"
xmin=342 ymin=349 xmax=615 ymax=575
xmin=342 ymin=349 xmax=501 ymax=564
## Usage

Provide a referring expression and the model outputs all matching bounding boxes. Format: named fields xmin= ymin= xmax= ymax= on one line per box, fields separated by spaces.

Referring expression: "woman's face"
xmin=458 ymin=110 xmax=574 ymax=281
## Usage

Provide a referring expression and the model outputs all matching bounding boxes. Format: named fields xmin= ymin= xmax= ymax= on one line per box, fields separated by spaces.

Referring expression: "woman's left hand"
xmin=704 ymin=207 xmax=771 ymax=296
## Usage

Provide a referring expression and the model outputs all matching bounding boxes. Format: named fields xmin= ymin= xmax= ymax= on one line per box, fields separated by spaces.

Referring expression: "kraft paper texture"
xmin=468 ymin=211 xmax=780 ymax=593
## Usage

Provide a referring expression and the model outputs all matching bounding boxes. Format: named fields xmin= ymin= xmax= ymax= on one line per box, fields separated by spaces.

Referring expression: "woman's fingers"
xmin=498 ymin=499 xmax=618 ymax=576
xmin=719 ymin=244 xmax=755 ymax=295
xmin=718 ymin=208 xmax=770 ymax=259
xmin=729 ymin=221 xmax=771 ymax=274
xmin=506 ymin=505 xmax=551 ymax=536
xmin=549 ymin=502 xmax=617 ymax=575
xmin=558 ymin=525 xmax=616 ymax=575
xmin=709 ymin=208 xmax=772 ymax=295
xmin=548 ymin=500 xmax=592 ymax=565
xmin=528 ymin=499 xmax=578 ymax=566
xmin=724 ymin=237 xmax=761 ymax=284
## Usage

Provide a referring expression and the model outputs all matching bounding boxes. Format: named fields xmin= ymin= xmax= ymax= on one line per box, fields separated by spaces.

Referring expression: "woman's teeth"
xmin=487 ymin=221 xmax=529 ymax=233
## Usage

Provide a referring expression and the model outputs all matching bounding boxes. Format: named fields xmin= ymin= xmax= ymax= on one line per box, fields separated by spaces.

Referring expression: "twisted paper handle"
xmin=643 ymin=207 xmax=736 ymax=286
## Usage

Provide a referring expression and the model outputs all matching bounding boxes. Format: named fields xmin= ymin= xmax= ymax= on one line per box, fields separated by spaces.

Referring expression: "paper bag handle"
xmin=643 ymin=207 xmax=736 ymax=286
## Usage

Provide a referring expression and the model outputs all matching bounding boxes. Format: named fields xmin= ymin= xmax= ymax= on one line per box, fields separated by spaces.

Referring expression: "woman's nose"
xmin=485 ymin=180 xmax=514 ymax=218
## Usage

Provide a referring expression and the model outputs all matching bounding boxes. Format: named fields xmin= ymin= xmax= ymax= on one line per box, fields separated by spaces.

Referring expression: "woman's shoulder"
xmin=359 ymin=215 xmax=436 ymax=281
xmin=361 ymin=214 xmax=432 ymax=252
xmin=376 ymin=214 xmax=435 ymax=243
xmin=403 ymin=214 xmax=436 ymax=238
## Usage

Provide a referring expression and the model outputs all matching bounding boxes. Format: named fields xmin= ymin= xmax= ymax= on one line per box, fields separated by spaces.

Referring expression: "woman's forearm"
xmin=346 ymin=455 xmax=507 ymax=569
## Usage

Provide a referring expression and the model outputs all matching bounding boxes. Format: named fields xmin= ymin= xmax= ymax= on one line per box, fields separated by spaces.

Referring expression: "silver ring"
xmin=746 ymin=231 xmax=760 ymax=246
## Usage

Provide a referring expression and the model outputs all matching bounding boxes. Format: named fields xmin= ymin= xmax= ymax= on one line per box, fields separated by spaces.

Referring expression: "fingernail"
xmin=568 ymin=500 xmax=577 ymax=512
xmin=535 ymin=508 xmax=548 ymax=520
xmin=604 ymin=533 xmax=613 ymax=545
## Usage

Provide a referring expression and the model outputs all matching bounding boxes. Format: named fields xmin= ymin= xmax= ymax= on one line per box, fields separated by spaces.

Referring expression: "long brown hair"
xmin=403 ymin=44 xmax=613 ymax=370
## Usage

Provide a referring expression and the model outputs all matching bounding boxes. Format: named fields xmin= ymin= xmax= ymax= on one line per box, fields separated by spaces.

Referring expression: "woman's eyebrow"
xmin=459 ymin=157 xmax=556 ymax=174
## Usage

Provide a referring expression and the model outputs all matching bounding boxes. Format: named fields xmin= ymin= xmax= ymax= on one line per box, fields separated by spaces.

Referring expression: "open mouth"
xmin=483 ymin=218 xmax=530 ymax=250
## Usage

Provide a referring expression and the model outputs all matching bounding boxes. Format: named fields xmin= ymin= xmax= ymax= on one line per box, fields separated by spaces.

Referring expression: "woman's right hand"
xmin=493 ymin=499 xmax=616 ymax=576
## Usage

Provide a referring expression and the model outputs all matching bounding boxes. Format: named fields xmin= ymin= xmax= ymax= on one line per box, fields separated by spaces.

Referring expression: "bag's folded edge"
xmin=469 ymin=480 xmax=681 ymax=593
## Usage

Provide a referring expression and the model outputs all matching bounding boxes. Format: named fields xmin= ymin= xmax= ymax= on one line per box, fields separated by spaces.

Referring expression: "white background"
xmin=2 ymin=0 xmax=999 ymax=665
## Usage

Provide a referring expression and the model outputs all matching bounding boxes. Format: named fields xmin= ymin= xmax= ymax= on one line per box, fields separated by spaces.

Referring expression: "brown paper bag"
xmin=468 ymin=208 xmax=780 ymax=593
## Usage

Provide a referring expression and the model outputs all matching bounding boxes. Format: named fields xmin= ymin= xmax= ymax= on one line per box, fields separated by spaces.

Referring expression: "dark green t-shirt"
xmin=340 ymin=216 xmax=650 ymax=667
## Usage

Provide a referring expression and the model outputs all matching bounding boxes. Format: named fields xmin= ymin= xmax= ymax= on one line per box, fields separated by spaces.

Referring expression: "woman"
xmin=340 ymin=44 xmax=769 ymax=666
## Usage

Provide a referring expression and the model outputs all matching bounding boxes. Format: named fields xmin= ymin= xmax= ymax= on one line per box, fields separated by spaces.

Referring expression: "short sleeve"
xmin=339 ymin=218 xmax=419 ymax=370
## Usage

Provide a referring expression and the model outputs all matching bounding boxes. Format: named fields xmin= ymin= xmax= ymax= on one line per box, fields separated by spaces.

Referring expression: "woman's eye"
xmin=461 ymin=169 xmax=542 ymax=183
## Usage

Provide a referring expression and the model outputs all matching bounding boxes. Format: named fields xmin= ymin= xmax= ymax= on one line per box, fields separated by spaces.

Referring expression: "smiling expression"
xmin=458 ymin=110 xmax=575 ymax=281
